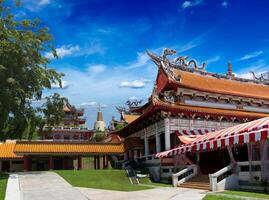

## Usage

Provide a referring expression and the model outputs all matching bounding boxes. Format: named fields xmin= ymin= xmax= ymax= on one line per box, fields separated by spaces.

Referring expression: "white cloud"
xmin=23 ymin=0 xmax=51 ymax=11
xmin=45 ymin=45 xmax=80 ymax=59
xmin=177 ymin=37 xmax=204 ymax=53
xmin=205 ymin=55 xmax=221 ymax=64
xmin=39 ymin=0 xmax=51 ymax=6
xmin=239 ymin=51 xmax=263 ymax=61
xmin=51 ymin=80 xmax=69 ymax=89
xmin=119 ymin=80 xmax=147 ymax=88
xmin=181 ymin=0 xmax=203 ymax=9
xmin=221 ymin=1 xmax=228 ymax=8
xmin=45 ymin=44 xmax=105 ymax=60
xmin=87 ymin=64 xmax=106 ymax=74
xmin=79 ymin=101 xmax=107 ymax=108
xmin=125 ymin=52 xmax=150 ymax=69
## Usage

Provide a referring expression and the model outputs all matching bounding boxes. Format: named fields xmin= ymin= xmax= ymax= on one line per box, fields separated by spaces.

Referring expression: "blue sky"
xmin=9 ymin=0 xmax=269 ymax=127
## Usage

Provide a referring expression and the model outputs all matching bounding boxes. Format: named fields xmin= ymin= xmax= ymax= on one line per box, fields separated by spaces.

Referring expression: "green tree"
xmin=42 ymin=93 xmax=67 ymax=126
xmin=0 ymin=1 xmax=64 ymax=140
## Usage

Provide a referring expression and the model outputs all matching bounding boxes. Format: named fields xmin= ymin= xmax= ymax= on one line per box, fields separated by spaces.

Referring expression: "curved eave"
xmin=113 ymin=98 xmax=269 ymax=138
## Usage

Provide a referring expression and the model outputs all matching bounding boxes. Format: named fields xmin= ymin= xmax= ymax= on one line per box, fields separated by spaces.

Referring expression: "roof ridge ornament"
xmin=251 ymin=71 xmax=269 ymax=84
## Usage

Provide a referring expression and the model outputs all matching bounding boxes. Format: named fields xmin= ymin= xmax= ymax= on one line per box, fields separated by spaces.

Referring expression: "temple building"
xmin=113 ymin=48 xmax=269 ymax=190
xmin=42 ymin=102 xmax=93 ymax=141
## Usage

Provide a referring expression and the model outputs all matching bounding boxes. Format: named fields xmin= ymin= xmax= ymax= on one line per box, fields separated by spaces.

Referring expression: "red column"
xmin=48 ymin=156 xmax=53 ymax=170
xmin=63 ymin=157 xmax=68 ymax=170
xmin=102 ymin=155 xmax=106 ymax=169
xmin=23 ymin=156 xmax=30 ymax=171
xmin=97 ymin=156 xmax=100 ymax=169
xmin=78 ymin=156 xmax=82 ymax=170
xmin=105 ymin=155 xmax=109 ymax=168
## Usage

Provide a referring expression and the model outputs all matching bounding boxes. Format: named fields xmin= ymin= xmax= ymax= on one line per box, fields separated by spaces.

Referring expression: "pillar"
xmin=48 ymin=156 xmax=54 ymax=170
xmin=105 ymin=155 xmax=109 ymax=168
xmin=164 ymin=118 xmax=171 ymax=151
xmin=97 ymin=156 xmax=100 ymax=169
xmin=155 ymin=123 xmax=161 ymax=153
xmin=78 ymin=156 xmax=82 ymax=170
xmin=144 ymin=136 xmax=149 ymax=157
xmin=102 ymin=155 xmax=106 ymax=169
xmin=63 ymin=157 xmax=68 ymax=170
xmin=94 ymin=156 xmax=97 ymax=170
xmin=23 ymin=156 xmax=30 ymax=172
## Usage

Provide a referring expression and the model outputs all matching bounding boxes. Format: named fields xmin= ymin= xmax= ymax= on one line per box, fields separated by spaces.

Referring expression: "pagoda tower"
xmin=94 ymin=109 xmax=106 ymax=131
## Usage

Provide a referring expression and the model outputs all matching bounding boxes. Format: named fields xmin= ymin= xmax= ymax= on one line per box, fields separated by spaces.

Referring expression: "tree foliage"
xmin=42 ymin=93 xmax=67 ymax=126
xmin=0 ymin=2 xmax=64 ymax=140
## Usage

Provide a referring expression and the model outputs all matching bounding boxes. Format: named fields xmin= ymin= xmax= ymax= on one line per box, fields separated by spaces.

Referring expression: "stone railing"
xmin=172 ymin=164 xmax=198 ymax=187
xmin=44 ymin=126 xmax=89 ymax=131
xmin=209 ymin=164 xmax=233 ymax=191
xmin=237 ymin=161 xmax=262 ymax=182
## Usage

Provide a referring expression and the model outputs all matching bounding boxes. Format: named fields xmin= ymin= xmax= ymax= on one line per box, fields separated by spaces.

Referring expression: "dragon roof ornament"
xmin=147 ymin=48 xmax=206 ymax=81
xmin=147 ymin=48 xmax=269 ymax=86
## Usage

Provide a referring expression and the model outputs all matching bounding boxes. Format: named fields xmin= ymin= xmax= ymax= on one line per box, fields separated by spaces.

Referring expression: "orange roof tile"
xmin=0 ymin=141 xmax=23 ymax=159
xmin=172 ymin=69 xmax=269 ymax=100
xmin=123 ymin=114 xmax=140 ymax=123
xmin=14 ymin=141 xmax=124 ymax=154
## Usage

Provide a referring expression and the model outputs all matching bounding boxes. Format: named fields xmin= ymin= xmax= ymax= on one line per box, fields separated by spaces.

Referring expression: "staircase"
xmin=179 ymin=174 xmax=210 ymax=190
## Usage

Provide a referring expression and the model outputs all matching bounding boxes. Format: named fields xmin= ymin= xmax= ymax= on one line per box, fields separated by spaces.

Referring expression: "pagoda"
xmin=42 ymin=102 xmax=93 ymax=141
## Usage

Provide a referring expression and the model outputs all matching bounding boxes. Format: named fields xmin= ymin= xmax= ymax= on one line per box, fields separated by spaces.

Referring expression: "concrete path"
xmin=17 ymin=171 xmax=88 ymax=200
xmin=5 ymin=174 xmax=20 ymax=200
xmin=78 ymin=187 xmax=207 ymax=200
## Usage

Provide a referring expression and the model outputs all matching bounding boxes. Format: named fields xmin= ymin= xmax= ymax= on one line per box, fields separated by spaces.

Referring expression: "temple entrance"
xmin=1 ymin=161 xmax=10 ymax=172
xmin=199 ymin=149 xmax=230 ymax=174
xmin=54 ymin=158 xmax=64 ymax=170
xmin=36 ymin=160 xmax=47 ymax=171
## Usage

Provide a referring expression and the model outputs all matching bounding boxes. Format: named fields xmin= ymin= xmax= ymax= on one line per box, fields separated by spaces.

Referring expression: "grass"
xmin=0 ymin=173 xmax=8 ymax=200
xmin=139 ymin=177 xmax=171 ymax=187
xmin=203 ymin=190 xmax=269 ymax=200
xmin=56 ymin=169 xmax=164 ymax=191
xmin=203 ymin=194 xmax=241 ymax=200
xmin=222 ymin=190 xmax=269 ymax=199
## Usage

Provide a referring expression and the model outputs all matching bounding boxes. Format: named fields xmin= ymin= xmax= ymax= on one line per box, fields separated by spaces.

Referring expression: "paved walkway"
xmin=17 ymin=171 xmax=88 ymax=200
xmin=5 ymin=171 xmax=207 ymax=200
xmin=78 ymin=187 xmax=207 ymax=200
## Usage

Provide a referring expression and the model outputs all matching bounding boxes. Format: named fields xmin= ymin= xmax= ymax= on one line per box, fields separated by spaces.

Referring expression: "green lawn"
xmin=56 ymin=169 xmax=165 ymax=191
xmin=0 ymin=173 xmax=8 ymax=200
xmin=139 ymin=177 xmax=171 ymax=187
xmin=203 ymin=190 xmax=269 ymax=200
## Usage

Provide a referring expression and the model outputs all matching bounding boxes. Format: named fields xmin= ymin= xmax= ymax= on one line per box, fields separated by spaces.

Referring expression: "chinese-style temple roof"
xmin=0 ymin=141 xmax=22 ymax=159
xmin=122 ymin=114 xmax=140 ymax=123
xmin=171 ymin=69 xmax=269 ymax=101
xmin=114 ymin=97 xmax=269 ymax=137
xmin=14 ymin=141 xmax=124 ymax=155
xmin=0 ymin=140 xmax=124 ymax=159
xmin=156 ymin=116 xmax=269 ymax=158
xmin=147 ymin=49 xmax=269 ymax=100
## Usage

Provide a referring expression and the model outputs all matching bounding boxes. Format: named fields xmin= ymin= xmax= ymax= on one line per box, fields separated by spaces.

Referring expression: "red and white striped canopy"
xmin=175 ymin=129 xmax=211 ymax=136
xmin=156 ymin=117 xmax=269 ymax=158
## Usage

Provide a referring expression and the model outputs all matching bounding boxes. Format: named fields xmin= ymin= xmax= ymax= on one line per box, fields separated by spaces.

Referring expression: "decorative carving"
xmin=162 ymin=48 xmax=176 ymax=61
xmin=251 ymin=71 xmax=269 ymax=84
xmin=163 ymin=90 xmax=176 ymax=104
xmin=125 ymin=99 xmax=143 ymax=108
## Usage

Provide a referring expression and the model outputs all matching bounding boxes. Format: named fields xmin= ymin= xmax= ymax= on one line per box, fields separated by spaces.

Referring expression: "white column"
xmin=144 ymin=136 xmax=149 ymax=157
xmin=164 ymin=118 xmax=171 ymax=151
xmin=155 ymin=123 xmax=161 ymax=153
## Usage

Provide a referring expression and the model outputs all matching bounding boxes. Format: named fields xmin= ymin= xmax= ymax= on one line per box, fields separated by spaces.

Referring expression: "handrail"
xmin=172 ymin=164 xmax=197 ymax=187
xmin=237 ymin=160 xmax=261 ymax=166
xmin=209 ymin=164 xmax=233 ymax=191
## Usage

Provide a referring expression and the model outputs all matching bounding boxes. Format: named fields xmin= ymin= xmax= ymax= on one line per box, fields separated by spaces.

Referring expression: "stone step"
xmin=182 ymin=182 xmax=210 ymax=187
xmin=179 ymin=184 xmax=210 ymax=190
